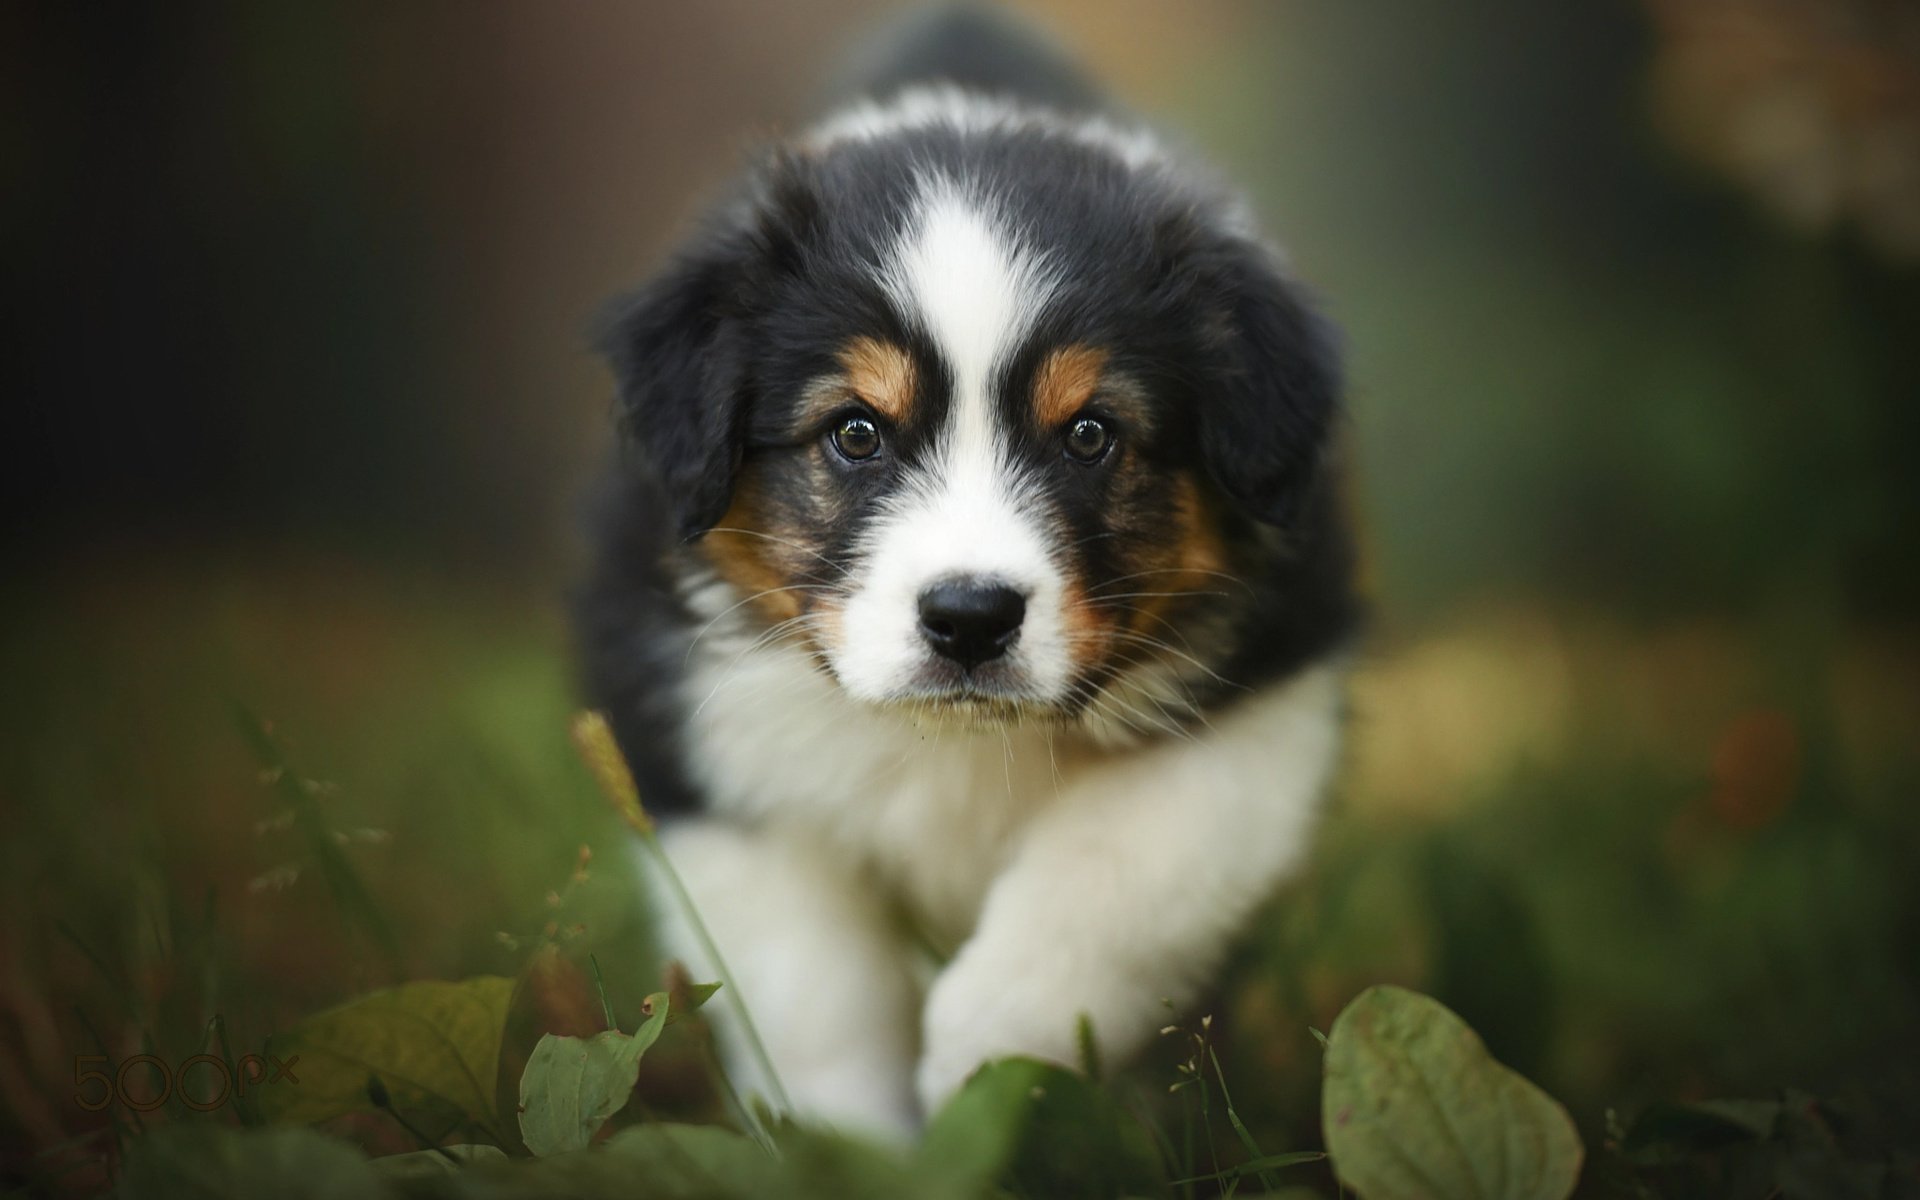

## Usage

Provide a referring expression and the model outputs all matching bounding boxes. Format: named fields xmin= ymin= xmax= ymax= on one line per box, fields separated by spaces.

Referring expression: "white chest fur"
xmin=677 ymin=588 xmax=1073 ymax=943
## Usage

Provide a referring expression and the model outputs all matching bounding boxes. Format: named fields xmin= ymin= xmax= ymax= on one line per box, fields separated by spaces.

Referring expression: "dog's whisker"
xmin=684 ymin=584 xmax=840 ymax=662
xmin=1054 ymin=623 xmax=1242 ymax=693
xmin=690 ymin=613 xmax=827 ymax=719
xmin=1088 ymin=567 xmax=1253 ymax=596
xmin=1081 ymin=589 xmax=1231 ymax=603
xmin=1102 ymin=629 xmax=1246 ymax=691
xmin=1092 ymin=602 xmax=1220 ymax=671
xmin=1090 ymin=664 xmax=1190 ymax=741
xmin=1103 ymin=655 xmax=1215 ymax=736
xmin=702 ymin=527 xmax=854 ymax=579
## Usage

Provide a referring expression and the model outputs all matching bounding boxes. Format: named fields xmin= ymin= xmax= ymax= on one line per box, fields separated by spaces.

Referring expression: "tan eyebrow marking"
xmin=1033 ymin=345 xmax=1109 ymax=428
xmin=839 ymin=336 xmax=917 ymax=423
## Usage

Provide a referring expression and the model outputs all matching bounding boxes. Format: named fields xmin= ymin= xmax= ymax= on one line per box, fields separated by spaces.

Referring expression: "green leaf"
xmin=580 ymin=1124 xmax=781 ymax=1195
xmin=666 ymin=980 xmax=720 ymax=1025
xmin=919 ymin=1058 xmax=1166 ymax=1198
xmin=117 ymin=1126 xmax=385 ymax=1200
xmin=491 ymin=1123 xmax=911 ymax=1199
xmin=1322 ymin=985 xmax=1583 ymax=1200
xmin=259 ymin=976 xmax=515 ymax=1139
xmin=367 ymin=1143 xmax=507 ymax=1178
xmin=767 ymin=1122 xmax=924 ymax=1200
xmin=917 ymin=1060 xmax=1039 ymax=1190
xmin=517 ymin=991 xmax=669 ymax=1156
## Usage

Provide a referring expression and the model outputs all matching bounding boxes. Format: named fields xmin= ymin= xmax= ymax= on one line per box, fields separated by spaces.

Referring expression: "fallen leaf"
xmin=1322 ymin=985 xmax=1583 ymax=1200
xmin=260 ymin=976 xmax=515 ymax=1140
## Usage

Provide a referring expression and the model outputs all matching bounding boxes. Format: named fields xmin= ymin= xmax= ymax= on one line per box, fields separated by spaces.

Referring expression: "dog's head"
xmin=600 ymin=121 xmax=1339 ymax=724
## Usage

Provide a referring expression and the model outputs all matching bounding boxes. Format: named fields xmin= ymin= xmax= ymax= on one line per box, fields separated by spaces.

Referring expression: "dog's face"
xmin=602 ymin=134 xmax=1337 ymax=724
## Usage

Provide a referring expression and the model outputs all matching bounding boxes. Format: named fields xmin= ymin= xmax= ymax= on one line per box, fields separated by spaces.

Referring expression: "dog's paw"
xmin=914 ymin=946 xmax=1088 ymax=1115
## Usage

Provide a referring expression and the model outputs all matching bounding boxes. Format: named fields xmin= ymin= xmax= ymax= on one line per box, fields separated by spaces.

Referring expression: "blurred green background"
xmin=4 ymin=1 xmax=1918 ymax=1192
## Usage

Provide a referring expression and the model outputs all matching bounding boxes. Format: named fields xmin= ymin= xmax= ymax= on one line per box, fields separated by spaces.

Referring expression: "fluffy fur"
xmin=576 ymin=9 xmax=1359 ymax=1138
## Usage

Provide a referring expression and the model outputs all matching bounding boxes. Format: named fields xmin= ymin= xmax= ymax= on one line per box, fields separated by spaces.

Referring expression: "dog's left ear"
xmin=596 ymin=242 xmax=751 ymax=540
xmin=1193 ymin=249 xmax=1342 ymax=529
xmin=596 ymin=161 xmax=820 ymax=540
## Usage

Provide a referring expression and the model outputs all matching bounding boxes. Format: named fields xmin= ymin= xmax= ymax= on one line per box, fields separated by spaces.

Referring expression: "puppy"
xmin=576 ymin=8 xmax=1358 ymax=1138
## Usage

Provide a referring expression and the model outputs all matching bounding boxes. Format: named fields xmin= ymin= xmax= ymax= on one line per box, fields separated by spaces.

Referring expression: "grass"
xmin=2 ymin=547 xmax=1917 ymax=1194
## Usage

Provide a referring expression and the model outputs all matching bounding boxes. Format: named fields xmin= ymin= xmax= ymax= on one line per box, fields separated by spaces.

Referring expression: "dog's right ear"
xmin=595 ymin=163 xmax=819 ymax=540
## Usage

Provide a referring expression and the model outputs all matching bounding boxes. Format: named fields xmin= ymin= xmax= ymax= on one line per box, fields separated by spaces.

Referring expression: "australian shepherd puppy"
xmin=576 ymin=9 xmax=1358 ymax=1138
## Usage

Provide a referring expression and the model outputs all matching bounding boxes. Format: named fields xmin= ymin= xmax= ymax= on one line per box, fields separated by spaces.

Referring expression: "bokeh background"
xmin=5 ymin=0 xmax=1918 ymax=1191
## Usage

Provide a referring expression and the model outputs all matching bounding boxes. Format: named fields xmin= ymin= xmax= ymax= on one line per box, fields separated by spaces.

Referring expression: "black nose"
xmin=917 ymin=579 xmax=1027 ymax=670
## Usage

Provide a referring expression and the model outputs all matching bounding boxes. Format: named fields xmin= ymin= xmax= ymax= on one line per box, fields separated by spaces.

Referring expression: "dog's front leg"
xmin=914 ymin=667 xmax=1345 ymax=1113
xmin=650 ymin=819 xmax=923 ymax=1139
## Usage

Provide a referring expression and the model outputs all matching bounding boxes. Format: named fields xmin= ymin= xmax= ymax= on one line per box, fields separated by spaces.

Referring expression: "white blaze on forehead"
xmin=883 ymin=181 xmax=1053 ymax=456
xmin=829 ymin=182 xmax=1071 ymax=704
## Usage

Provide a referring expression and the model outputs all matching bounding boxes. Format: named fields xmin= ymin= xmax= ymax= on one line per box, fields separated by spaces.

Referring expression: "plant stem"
xmin=587 ymin=954 xmax=618 ymax=1032
xmin=1209 ymin=1045 xmax=1281 ymax=1191
xmin=699 ymin=1031 xmax=779 ymax=1156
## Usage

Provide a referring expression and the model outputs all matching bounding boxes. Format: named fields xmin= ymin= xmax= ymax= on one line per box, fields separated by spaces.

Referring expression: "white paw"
xmin=914 ymin=948 xmax=1086 ymax=1115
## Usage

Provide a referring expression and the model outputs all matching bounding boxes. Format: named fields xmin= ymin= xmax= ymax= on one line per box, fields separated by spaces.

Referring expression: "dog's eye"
xmin=830 ymin=415 xmax=882 ymax=461
xmin=1063 ymin=416 xmax=1113 ymax=464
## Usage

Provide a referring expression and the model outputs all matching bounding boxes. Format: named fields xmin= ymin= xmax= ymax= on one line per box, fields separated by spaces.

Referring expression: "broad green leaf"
xmin=766 ymin=1122 xmax=924 ymax=1200
xmin=517 ymin=991 xmax=669 ymax=1156
xmin=917 ymin=1059 xmax=1041 ymax=1189
xmin=371 ymin=1126 xmax=771 ymax=1199
xmin=117 ymin=1126 xmax=384 ymax=1200
xmin=461 ymin=1123 xmax=909 ymax=1199
xmin=601 ymin=1123 xmax=773 ymax=1186
xmin=607 ymin=1124 xmax=925 ymax=1200
xmin=259 ymin=976 xmax=515 ymax=1139
xmin=1323 ymin=985 xmax=1582 ymax=1200
xmin=919 ymin=1058 xmax=1165 ymax=1198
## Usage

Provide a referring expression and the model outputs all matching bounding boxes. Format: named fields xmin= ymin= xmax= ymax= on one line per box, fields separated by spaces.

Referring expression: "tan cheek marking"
xmin=1061 ymin=475 xmax=1228 ymax=679
xmin=1033 ymin=345 xmax=1109 ymax=428
xmin=839 ymin=336 xmax=917 ymax=423
xmin=1048 ymin=506 xmax=1116 ymax=677
xmin=1059 ymin=576 xmax=1120 ymax=677
xmin=1127 ymin=475 xmax=1230 ymax=636
xmin=697 ymin=479 xmax=806 ymax=625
